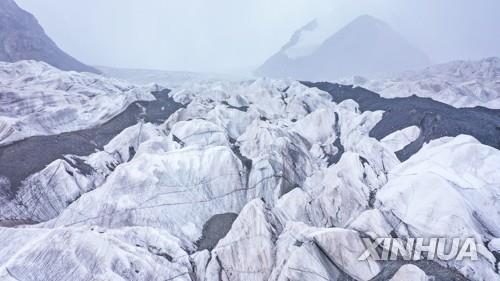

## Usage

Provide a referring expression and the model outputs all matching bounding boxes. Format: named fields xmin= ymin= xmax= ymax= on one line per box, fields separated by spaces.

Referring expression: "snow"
xmin=169 ymin=119 xmax=229 ymax=147
xmin=311 ymin=228 xmax=381 ymax=281
xmin=45 ymin=145 xmax=248 ymax=241
xmin=348 ymin=209 xmax=394 ymax=240
xmin=381 ymin=126 xmax=420 ymax=152
xmin=0 ymin=122 xmax=163 ymax=222
xmin=283 ymin=19 xmax=327 ymax=59
xmin=489 ymin=239 xmax=500 ymax=253
xmin=0 ymin=226 xmax=193 ymax=281
xmin=0 ymin=60 xmax=156 ymax=146
xmin=340 ymin=57 xmax=500 ymax=109
xmin=377 ymin=135 xmax=500 ymax=280
xmin=206 ymin=199 xmax=279 ymax=281
xmin=390 ymin=265 xmax=429 ymax=281
xmin=0 ymin=63 xmax=499 ymax=280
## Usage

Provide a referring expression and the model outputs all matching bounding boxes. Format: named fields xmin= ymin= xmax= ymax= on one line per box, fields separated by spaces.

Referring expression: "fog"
xmin=15 ymin=0 xmax=500 ymax=73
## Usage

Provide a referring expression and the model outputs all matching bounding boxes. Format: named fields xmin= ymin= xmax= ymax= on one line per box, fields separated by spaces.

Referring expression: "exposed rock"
xmin=196 ymin=213 xmax=238 ymax=251
xmin=0 ymin=0 xmax=99 ymax=73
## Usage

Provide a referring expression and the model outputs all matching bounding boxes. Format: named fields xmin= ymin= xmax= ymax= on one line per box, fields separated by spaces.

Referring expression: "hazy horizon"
xmin=15 ymin=0 xmax=500 ymax=74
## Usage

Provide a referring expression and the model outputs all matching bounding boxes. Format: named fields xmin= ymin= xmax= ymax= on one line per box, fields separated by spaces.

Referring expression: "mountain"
xmin=256 ymin=15 xmax=431 ymax=80
xmin=339 ymin=57 xmax=500 ymax=109
xmin=0 ymin=62 xmax=499 ymax=280
xmin=0 ymin=0 xmax=100 ymax=73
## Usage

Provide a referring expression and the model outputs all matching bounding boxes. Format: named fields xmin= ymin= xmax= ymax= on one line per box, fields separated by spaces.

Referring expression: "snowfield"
xmin=0 ymin=60 xmax=158 ymax=146
xmin=340 ymin=57 xmax=500 ymax=109
xmin=0 ymin=61 xmax=499 ymax=281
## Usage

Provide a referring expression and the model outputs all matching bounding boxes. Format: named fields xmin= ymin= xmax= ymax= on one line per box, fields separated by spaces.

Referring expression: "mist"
xmin=15 ymin=0 xmax=500 ymax=73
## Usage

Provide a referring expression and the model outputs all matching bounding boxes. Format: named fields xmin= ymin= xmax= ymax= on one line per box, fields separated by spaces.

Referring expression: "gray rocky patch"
xmin=196 ymin=213 xmax=239 ymax=251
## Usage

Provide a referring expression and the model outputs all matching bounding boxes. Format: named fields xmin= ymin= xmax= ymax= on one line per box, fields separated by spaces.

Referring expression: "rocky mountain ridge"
xmin=0 ymin=0 xmax=99 ymax=73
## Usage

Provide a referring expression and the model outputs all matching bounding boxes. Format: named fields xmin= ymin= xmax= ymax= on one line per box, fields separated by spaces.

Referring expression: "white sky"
xmin=15 ymin=0 xmax=500 ymax=73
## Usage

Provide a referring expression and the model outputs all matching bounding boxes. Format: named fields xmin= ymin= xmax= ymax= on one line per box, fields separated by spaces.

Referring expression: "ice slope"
xmin=377 ymin=135 xmax=500 ymax=280
xmin=0 ymin=60 xmax=156 ymax=146
xmin=340 ymin=57 xmax=500 ymax=109
xmin=381 ymin=126 xmax=420 ymax=152
xmin=0 ymin=70 xmax=499 ymax=280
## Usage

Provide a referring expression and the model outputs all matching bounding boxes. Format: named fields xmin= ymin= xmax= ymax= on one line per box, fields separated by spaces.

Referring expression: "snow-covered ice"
xmin=0 ymin=61 xmax=499 ymax=280
xmin=0 ymin=61 xmax=156 ymax=146
xmin=340 ymin=57 xmax=500 ymax=109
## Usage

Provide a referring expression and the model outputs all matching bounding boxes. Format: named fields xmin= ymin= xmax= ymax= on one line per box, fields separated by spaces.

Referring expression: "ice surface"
xmin=340 ymin=57 xmax=500 ymax=109
xmin=0 ymin=63 xmax=499 ymax=280
xmin=0 ymin=61 xmax=156 ymax=146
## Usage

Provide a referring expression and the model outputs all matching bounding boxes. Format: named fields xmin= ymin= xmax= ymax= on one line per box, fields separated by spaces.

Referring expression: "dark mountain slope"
xmin=0 ymin=0 xmax=99 ymax=73
xmin=257 ymin=15 xmax=430 ymax=80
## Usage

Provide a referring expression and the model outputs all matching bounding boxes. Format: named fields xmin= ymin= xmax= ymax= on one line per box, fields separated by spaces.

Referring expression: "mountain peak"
xmin=256 ymin=15 xmax=430 ymax=80
xmin=351 ymin=14 xmax=385 ymax=25
xmin=334 ymin=14 xmax=400 ymax=39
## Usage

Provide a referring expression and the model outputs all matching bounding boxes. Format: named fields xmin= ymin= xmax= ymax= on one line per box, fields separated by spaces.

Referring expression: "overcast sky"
xmin=15 ymin=0 xmax=500 ymax=73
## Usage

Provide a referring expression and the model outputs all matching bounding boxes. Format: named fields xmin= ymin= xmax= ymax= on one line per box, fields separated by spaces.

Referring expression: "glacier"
xmin=0 ymin=60 xmax=158 ymax=146
xmin=339 ymin=57 xmax=500 ymax=109
xmin=0 ymin=61 xmax=499 ymax=280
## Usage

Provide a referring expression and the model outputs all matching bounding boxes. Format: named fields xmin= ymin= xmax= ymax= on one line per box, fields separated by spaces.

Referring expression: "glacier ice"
xmin=0 ymin=61 xmax=499 ymax=280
